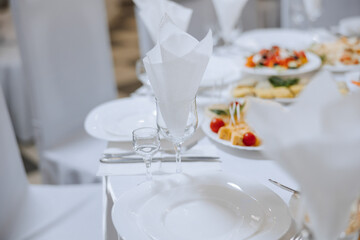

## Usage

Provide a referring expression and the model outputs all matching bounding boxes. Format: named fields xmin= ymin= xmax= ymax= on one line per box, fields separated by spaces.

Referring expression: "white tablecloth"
xmin=100 ymin=94 xmax=299 ymax=240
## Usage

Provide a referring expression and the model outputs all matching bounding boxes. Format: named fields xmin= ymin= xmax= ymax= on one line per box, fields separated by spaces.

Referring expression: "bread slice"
xmin=272 ymin=87 xmax=294 ymax=98
xmin=289 ymin=84 xmax=305 ymax=96
xmin=232 ymin=87 xmax=254 ymax=98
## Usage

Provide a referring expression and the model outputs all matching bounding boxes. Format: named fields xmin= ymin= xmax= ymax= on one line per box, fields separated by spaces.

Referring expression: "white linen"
xmin=144 ymin=16 xmax=212 ymax=137
xmin=0 ymin=10 xmax=32 ymax=142
xmin=247 ymin=71 xmax=360 ymax=240
xmin=98 ymin=145 xmax=221 ymax=176
xmin=0 ymin=84 xmax=103 ymax=240
xmin=339 ymin=16 xmax=360 ymax=37
xmin=211 ymin=0 xmax=247 ymax=42
xmin=133 ymin=0 xmax=193 ymax=43
xmin=12 ymin=0 xmax=117 ymax=184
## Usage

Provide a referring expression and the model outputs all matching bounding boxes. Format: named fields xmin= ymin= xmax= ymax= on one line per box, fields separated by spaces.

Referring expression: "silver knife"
xmin=100 ymin=156 xmax=220 ymax=164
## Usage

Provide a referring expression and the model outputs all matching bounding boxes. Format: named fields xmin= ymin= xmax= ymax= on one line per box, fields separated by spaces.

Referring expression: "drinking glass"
xmin=156 ymin=98 xmax=198 ymax=173
xmin=135 ymin=59 xmax=148 ymax=85
xmin=132 ymin=127 xmax=160 ymax=180
xmin=302 ymin=0 xmax=322 ymax=41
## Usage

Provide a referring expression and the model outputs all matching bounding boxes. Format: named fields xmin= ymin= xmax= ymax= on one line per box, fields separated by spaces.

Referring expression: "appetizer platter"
xmin=230 ymin=76 xmax=349 ymax=103
xmin=242 ymin=46 xmax=321 ymax=76
xmin=309 ymin=37 xmax=360 ymax=72
xmin=201 ymin=101 xmax=262 ymax=150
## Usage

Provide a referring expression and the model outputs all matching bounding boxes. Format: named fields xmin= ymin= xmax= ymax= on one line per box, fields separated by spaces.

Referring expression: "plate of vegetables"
xmin=242 ymin=46 xmax=321 ymax=76
xmin=201 ymin=101 xmax=262 ymax=151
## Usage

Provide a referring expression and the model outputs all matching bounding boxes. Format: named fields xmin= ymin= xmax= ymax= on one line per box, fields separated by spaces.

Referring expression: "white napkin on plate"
xmin=339 ymin=16 xmax=360 ymax=37
xmin=97 ymin=145 xmax=221 ymax=176
xmin=211 ymin=0 xmax=247 ymax=43
xmin=133 ymin=0 xmax=193 ymax=43
xmin=246 ymin=71 xmax=360 ymax=240
xmin=143 ymin=16 xmax=212 ymax=138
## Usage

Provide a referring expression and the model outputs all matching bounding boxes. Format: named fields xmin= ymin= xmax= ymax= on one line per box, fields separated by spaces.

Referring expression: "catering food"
xmin=309 ymin=37 xmax=360 ymax=66
xmin=231 ymin=76 xmax=349 ymax=99
xmin=245 ymin=46 xmax=308 ymax=69
xmin=207 ymin=102 xmax=261 ymax=147
xmin=232 ymin=76 xmax=308 ymax=99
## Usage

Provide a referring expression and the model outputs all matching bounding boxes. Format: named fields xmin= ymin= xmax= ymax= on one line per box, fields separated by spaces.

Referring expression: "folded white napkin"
xmin=302 ymin=0 xmax=322 ymax=22
xmin=211 ymin=0 xmax=247 ymax=43
xmin=97 ymin=145 xmax=221 ymax=176
xmin=143 ymin=16 xmax=212 ymax=138
xmin=133 ymin=0 xmax=193 ymax=43
xmin=247 ymin=71 xmax=360 ymax=240
xmin=339 ymin=16 xmax=360 ymax=37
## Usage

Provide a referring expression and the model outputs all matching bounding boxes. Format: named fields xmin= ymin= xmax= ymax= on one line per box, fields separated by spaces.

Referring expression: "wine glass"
xmin=302 ymin=0 xmax=322 ymax=41
xmin=132 ymin=127 xmax=160 ymax=180
xmin=135 ymin=59 xmax=153 ymax=95
xmin=155 ymin=97 xmax=198 ymax=173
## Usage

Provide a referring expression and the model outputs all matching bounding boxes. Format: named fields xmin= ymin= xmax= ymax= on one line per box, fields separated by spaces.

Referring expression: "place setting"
xmin=89 ymin=5 xmax=360 ymax=240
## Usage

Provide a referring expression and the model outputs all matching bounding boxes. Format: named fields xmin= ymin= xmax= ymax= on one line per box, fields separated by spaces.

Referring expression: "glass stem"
xmin=174 ymin=143 xmax=182 ymax=173
xmin=144 ymin=156 xmax=152 ymax=181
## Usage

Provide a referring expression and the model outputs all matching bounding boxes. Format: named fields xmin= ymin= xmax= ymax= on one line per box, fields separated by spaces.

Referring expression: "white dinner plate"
xmin=323 ymin=64 xmax=360 ymax=73
xmin=201 ymin=119 xmax=262 ymax=151
xmin=241 ymin=52 xmax=321 ymax=76
xmin=84 ymin=97 xmax=156 ymax=142
xmin=112 ymin=172 xmax=292 ymax=240
xmin=235 ymin=28 xmax=314 ymax=52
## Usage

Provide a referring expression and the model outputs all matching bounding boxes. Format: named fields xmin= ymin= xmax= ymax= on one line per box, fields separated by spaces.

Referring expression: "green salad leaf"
xmin=210 ymin=109 xmax=229 ymax=116
xmin=269 ymin=76 xmax=299 ymax=88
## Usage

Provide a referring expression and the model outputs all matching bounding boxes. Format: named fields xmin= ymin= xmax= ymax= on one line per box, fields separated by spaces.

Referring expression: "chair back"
xmin=11 ymin=0 xmax=117 ymax=149
xmin=0 ymin=85 xmax=28 ymax=238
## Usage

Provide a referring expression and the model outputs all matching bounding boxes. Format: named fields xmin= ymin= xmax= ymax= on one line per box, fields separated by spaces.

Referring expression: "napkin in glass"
xmin=246 ymin=71 xmax=360 ymax=240
xmin=133 ymin=0 xmax=192 ymax=43
xmin=143 ymin=15 xmax=212 ymax=137
xmin=211 ymin=0 xmax=247 ymax=43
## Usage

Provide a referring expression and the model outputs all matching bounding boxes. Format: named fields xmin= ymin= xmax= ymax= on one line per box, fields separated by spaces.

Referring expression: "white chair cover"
xmin=11 ymin=0 xmax=117 ymax=184
xmin=0 ymin=81 xmax=28 ymax=239
xmin=0 ymin=10 xmax=33 ymax=143
xmin=0 ymin=85 xmax=103 ymax=240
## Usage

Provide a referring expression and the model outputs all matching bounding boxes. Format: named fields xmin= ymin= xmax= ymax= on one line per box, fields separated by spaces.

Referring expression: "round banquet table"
xmin=98 ymin=93 xmax=300 ymax=240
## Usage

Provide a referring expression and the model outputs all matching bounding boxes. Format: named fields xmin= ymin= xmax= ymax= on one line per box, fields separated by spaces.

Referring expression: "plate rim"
xmin=241 ymin=52 xmax=321 ymax=76
xmin=84 ymin=97 xmax=156 ymax=142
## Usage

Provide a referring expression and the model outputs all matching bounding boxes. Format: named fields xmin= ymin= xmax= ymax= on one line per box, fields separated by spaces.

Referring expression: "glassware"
xmin=135 ymin=59 xmax=148 ymax=85
xmin=155 ymin=97 xmax=198 ymax=173
xmin=302 ymin=0 xmax=322 ymax=41
xmin=292 ymin=197 xmax=360 ymax=240
xmin=132 ymin=127 xmax=160 ymax=180
xmin=289 ymin=0 xmax=306 ymax=29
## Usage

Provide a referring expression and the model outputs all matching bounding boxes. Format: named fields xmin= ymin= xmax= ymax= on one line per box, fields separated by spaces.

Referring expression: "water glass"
xmin=132 ymin=127 xmax=160 ymax=180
